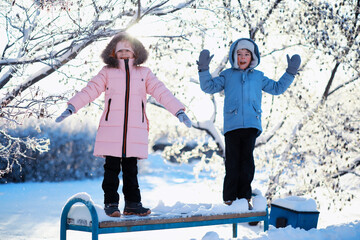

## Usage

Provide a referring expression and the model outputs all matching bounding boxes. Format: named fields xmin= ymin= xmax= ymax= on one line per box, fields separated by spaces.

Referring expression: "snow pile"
xmin=66 ymin=192 xmax=108 ymax=224
xmin=272 ymin=196 xmax=318 ymax=212
xmin=201 ymin=231 xmax=220 ymax=240
xmin=244 ymin=220 xmax=360 ymax=240
xmin=67 ymin=192 xmax=92 ymax=202
xmin=252 ymin=189 xmax=268 ymax=211
xmin=1 ymin=154 xmax=359 ymax=239
xmin=66 ymin=191 xmax=267 ymax=224
xmin=152 ymin=198 xmax=251 ymax=217
xmin=151 ymin=190 xmax=267 ymax=217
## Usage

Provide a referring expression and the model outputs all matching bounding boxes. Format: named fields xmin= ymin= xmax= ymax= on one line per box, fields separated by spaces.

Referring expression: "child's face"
xmin=237 ymin=49 xmax=252 ymax=70
xmin=115 ymin=40 xmax=135 ymax=59
xmin=116 ymin=49 xmax=134 ymax=59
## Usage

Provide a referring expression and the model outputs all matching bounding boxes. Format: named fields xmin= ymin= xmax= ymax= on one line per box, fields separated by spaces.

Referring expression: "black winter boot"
xmin=123 ymin=201 xmax=151 ymax=216
xmin=104 ymin=203 xmax=121 ymax=217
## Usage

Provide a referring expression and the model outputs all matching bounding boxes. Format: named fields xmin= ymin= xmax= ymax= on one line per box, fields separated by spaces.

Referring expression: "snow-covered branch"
xmin=1 ymin=0 xmax=194 ymax=107
xmin=1 ymin=39 xmax=93 ymax=107
xmin=328 ymin=75 xmax=360 ymax=97
xmin=331 ymin=157 xmax=360 ymax=179
xmin=193 ymin=119 xmax=225 ymax=156
xmin=255 ymin=118 xmax=285 ymax=147
xmin=142 ymin=0 xmax=194 ymax=16
xmin=0 ymin=129 xmax=50 ymax=178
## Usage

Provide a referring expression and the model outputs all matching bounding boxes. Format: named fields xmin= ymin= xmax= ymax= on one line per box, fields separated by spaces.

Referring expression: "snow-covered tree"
xmin=1 ymin=0 xmax=359 ymax=211
xmin=0 ymin=0 xmax=195 ymax=177
xmin=263 ymin=0 xmax=360 ymax=210
xmin=160 ymin=0 xmax=360 ymax=211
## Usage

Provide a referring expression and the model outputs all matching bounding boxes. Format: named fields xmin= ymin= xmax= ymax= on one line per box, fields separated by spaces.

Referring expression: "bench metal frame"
xmin=60 ymin=197 xmax=269 ymax=240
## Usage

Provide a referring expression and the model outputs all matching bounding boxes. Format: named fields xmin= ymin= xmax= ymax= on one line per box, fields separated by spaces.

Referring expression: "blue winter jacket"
xmin=199 ymin=38 xmax=295 ymax=136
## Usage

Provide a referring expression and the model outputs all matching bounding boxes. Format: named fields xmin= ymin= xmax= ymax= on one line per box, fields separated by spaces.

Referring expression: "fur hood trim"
xmin=229 ymin=38 xmax=260 ymax=70
xmin=101 ymin=32 xmax=148 ymax=68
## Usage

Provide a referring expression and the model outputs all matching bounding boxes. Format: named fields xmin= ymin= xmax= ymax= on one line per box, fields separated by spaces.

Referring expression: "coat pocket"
xmin=142 ymin=101 xmax=145 ymax=123
xmin=105 ymin=98 xmax=112 ymax=121
xmin=141 ymin=100 xmax=149 ymax=132
xmin=224 ymin=102 xmax=238 ymax=115
xmin=252 ymin=102 xmax=262 ymax=120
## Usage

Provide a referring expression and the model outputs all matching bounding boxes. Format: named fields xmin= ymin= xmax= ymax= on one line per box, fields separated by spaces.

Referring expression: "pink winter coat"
xmin=68 ymin=58 xmax=185 ymax=159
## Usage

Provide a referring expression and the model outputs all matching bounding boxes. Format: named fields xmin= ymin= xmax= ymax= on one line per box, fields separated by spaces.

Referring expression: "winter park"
xmin=0 ymin=0 xmax=359 ymax=239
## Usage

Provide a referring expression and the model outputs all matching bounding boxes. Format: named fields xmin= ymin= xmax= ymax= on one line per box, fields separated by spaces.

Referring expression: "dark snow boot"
xmin=104 ymin=203 xmax=121 ymax=217
xmin=123 ymin=201 xmax=151 ymax=216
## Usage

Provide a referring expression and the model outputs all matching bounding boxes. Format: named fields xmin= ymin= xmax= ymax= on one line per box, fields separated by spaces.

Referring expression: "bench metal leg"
xmin=264 ymin=216 xmax=269 ymax=231
xmin=60 ymin=223 xmax=66 ymax=240
xmin=232 ymin=223 xmax=237 ymax=238
xmin=92 ymin=231 xmax=99 ymax=240
xmin=264 ymin=207 xmax=269 ymax=231
xmin=60 ymin=197 xmax=99 ymax=240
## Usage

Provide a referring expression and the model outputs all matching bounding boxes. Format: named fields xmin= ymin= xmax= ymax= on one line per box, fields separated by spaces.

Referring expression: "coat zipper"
xmin=122 ymin=59 xmax=131 ymax=158
xmin=241 ymin=73 xmax=245 ymax=126
xmin=105 ymin=98 xmax=112 ymax=121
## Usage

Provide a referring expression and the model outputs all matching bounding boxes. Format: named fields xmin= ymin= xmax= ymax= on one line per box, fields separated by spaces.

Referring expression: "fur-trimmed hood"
xmin=101 ymin=32 xmax=148 ymax=68
xmin=229 ymin=38 xmax=260 ymax=70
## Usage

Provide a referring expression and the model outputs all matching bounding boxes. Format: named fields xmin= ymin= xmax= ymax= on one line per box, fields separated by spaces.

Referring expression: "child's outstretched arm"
xmin=286 ymin=54 xmax=301 ymax=76
xmin=55 ymin=68 xmax=107 ymax=123
xmin=176 ymin=109 xmax=192 ymax=128
xmin=145 ymin=69 xmax=191 ymax=128
xmin=197 ymin=49 xmax=225 ymax=94
xmin=262 ymin=54 xmax=301 ymax=95
xmin=197 ymin=50 xmax=214 ymax=72
xmin=55 ymin=104 xmax=75 ymax=122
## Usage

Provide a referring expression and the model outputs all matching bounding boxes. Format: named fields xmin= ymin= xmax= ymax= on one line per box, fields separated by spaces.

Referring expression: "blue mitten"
xmin=286 ymin=54 xmax=301 ymax=76
xmin=176 ymin=110 xmax=192 ymax=128
xmin=196 ymin=49 xmax=214 ymax=72
xmin=55 ymin=104 xmax=75 ymax=122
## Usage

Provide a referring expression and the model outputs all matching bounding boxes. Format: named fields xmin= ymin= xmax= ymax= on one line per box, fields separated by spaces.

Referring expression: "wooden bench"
xmin=60 ymin=197 xmax=269 ymax=240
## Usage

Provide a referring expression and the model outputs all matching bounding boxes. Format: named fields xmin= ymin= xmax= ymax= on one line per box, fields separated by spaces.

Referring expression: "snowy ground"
xmin=0 ymin=153 xmax=359 ymax=240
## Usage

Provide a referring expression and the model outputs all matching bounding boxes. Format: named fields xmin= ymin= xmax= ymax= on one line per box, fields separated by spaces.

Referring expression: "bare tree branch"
xmin=322 ymin=61 xmax=340 ymax=101
xmin=0 ymin=0 xmax=195 ymax=108
xmin=255 ymin=118 xmax=285 ymax=147
xmin=328 ymin=75 xmax=360 ymax=96
xmin=250 ymin=0 xmax=282 ymax=39
xmin=1 ymin=38 xmax=95 ymax=107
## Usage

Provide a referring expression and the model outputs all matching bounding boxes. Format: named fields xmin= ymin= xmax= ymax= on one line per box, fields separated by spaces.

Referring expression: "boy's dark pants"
xmin=223 ymin=128 xmax=258 ymax=201
xmin=102 ymin=156 xmax=141 ymax=204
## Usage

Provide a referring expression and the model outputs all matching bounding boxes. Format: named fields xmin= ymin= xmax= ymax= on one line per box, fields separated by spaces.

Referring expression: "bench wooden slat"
xmin=99 ymin=211 xmax=267 ymax=228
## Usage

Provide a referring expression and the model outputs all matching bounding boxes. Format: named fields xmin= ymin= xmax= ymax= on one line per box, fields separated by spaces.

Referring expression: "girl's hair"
xmin=101 ymin=32 xmax=148 ymax=68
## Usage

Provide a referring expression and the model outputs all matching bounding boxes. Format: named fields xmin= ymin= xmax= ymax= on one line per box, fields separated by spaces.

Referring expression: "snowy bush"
xmin=0 ymin=121 xmax=104 ymax=183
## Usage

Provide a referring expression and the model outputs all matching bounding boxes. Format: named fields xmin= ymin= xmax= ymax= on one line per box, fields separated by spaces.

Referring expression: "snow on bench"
xmin=60 ymin=192 xmax=269 ymax=240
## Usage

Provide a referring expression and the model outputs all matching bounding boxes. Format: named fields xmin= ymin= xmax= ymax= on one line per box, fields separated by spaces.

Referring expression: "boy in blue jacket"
xmin=197 ymin=38 xmax=301 ymax=209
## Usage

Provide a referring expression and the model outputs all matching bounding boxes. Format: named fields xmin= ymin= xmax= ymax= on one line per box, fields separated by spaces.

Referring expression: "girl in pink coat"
xmin=56 ymin=33 xmax=191 ymax=217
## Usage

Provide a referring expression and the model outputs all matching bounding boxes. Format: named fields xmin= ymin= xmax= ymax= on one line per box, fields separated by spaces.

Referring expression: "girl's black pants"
xmin=223 ymin=128 xmax=258 ymax=201
xmin=102 ymin=156 xmax=141 ymax=204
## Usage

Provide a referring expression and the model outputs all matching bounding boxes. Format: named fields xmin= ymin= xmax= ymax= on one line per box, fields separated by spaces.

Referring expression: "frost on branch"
xmin=0 ymin=129 xmax=50 ymax=178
